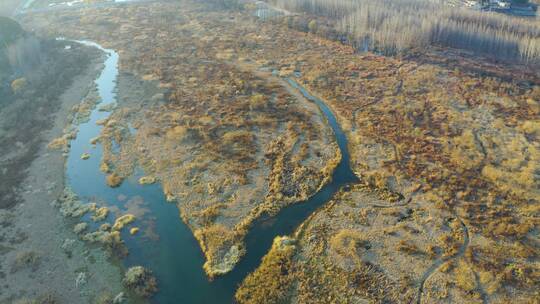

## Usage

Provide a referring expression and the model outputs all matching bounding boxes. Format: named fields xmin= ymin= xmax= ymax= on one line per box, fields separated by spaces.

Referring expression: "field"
xmin=234 ymin=3 xmax=540 ymax=303
xmin=23 ymin=0 xmax=342 ymax=277
xmin=0 ymin=0 xmax=22 ymax=16
xmin=19 ymin=0 xmax=540 ymax=301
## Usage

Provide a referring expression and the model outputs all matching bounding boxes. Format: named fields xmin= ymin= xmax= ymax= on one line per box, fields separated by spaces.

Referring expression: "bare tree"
xmin=269 ymin=0 xmax=540 ymax=62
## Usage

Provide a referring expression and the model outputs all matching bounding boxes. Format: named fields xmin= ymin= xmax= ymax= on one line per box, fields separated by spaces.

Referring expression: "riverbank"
xmin=32 ymin=2 xmax=342 ymax=279
xmin=0 ymin=0 xmax=22 ymax=16
xmin=16 ymin=1 xmax=539 ymax=303
xmin=0 ymin=49 xmax=124 ymax=304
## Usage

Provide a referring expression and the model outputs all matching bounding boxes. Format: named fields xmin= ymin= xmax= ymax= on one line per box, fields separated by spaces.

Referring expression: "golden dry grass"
xmin=26 ymin=0 xmax=540 ymax=300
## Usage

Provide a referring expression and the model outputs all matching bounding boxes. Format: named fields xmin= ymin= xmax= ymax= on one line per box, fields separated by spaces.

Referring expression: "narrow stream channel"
xmin=66 ymin=41 xmax=357 ymax=303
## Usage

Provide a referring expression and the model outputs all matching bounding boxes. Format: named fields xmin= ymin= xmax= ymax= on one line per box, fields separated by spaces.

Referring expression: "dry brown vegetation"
xmin=291 ymin=35 xmax=540 ymax=302
xmin=25 ymin=0 xmax=341 ymax=277
xmin=22 ymin=0 xmax=539 ymax=300
xmin=236 ymin=187 xmax=443 ymax=303
xmin=105 ymin=173 xmax=123 ymax=188
xmin=238 ymin=180 xmax=537 ymax=303
xmin=268 ymin=0 xmax=540 ymax=63
xmin=235 ymin=236 xmax=296 ymax=304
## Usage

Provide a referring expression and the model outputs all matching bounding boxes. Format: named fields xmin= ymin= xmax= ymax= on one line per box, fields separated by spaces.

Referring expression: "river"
xmin=65 ymin=40 xmax=357 ymax=303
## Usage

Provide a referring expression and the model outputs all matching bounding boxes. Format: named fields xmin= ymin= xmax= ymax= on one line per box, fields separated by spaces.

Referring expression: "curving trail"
xmin=26 ymin=1 xmax=464 ymax=301
xmin=416 ymin=215 xmax=470 ymax=304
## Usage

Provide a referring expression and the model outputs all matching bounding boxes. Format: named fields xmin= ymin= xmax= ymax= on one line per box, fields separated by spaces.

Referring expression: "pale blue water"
xmin=65 ymin=42 xmax=357 ymax=303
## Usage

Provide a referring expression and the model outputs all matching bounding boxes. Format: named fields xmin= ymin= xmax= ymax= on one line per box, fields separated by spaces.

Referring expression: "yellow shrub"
xmin=106 ymin=173 xmax=123 ymax=188
xmin=236 ymin=236 xmax=295 ymax=304
xmin=99 ymin=162 xmax=111 ymax=173
xmin=92 ymin=207 xmax=109 ymax=222
xmin=166 ymin=125 xmax=188 ymax=141
xmin=308 ymin=19 xmax=319 ymax=34
xmin=519 ymin=120 xmax=540 ymax=136
xmin=329 ymin=229 xmax=368 ymax=260
xmin=449 ymin=129 xmax=484 ymax=170
xmin=138 ymin=176 xmax=156 ymax=185
xmin=222 ymin=130 xmax=253 ymax=144
xmin=47 ymin=136 xmax=68 ymax=150
xmin=11 ymin=78 xmax=27 ymax=93
xmin=112 ymin=214 xmax=136 ymax=231
xmin=249 ymin=94 xmax=267 ymax=110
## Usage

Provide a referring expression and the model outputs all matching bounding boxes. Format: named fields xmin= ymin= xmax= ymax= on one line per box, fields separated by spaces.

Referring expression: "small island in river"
xmin=0 ymin=0 xmax=538 ymax=303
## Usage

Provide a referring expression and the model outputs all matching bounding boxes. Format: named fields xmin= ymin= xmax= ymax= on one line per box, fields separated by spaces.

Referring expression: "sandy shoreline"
xmin=0 ymin=53 xmax=124 ymax=303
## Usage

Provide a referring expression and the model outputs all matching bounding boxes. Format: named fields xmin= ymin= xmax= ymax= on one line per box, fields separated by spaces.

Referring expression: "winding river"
xmin=66 ymin=40 xmax=357 ymax=303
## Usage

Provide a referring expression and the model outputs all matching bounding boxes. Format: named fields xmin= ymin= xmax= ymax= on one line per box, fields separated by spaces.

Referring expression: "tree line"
xmin=268 ymin=0 xmax=540 ymax=63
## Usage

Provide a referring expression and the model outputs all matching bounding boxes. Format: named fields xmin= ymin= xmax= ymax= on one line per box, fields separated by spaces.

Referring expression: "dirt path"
xmin=416 ymin=216 xmax=470 ymax=304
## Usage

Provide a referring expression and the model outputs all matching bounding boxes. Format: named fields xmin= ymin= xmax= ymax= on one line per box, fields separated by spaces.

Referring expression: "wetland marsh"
xmin=1 ymin=0 xmax=538 ymax=303
xmin=62 ymin=37 xmax=356 ymax=302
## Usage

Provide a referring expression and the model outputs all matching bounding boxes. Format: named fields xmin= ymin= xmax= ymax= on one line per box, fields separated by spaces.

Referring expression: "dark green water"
xmin=66 ymin=41 xmax=357 ymax=303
